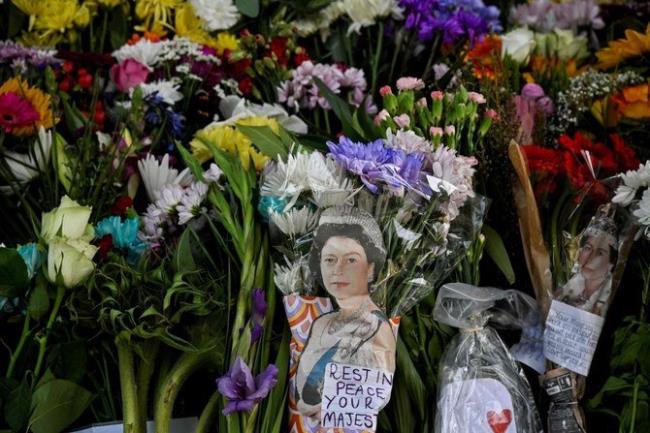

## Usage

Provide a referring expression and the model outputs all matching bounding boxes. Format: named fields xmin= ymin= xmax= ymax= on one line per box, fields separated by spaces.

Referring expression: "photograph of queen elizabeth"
xmin=553 ymin=214 xmax=619 ymax=317
xmin=294 ymin=206 xmax=397 ymax=420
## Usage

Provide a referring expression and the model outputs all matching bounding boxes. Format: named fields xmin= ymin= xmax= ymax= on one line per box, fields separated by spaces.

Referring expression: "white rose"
xmin=501 ymin=28 xmax=536 ymax=64
xmin=47 ymin=237 xmax=98 ymax=289
xmin=41 ymin=196 xmax=94 ymax=242
xmin=555 ymin=29 xmax=588 ymax=61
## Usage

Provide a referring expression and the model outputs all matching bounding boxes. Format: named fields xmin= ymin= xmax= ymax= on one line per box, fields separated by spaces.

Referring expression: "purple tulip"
xmin=216 ymin=358 xmax=279 ymax=415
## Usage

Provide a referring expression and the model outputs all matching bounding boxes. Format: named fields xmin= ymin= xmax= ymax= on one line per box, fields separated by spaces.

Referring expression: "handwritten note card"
xmin=321 ymin=362 xmax=393 ymax=431
xmin=544 ymin=300 xmax=604 ymax=376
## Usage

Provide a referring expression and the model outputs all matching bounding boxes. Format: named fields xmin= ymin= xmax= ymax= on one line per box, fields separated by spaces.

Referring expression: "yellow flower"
xmin=174 ymin=4 xmax=239 ymax=54
xmin=135 ymin=0 xmax=181 ymax=34
xmin=596 ymin=24 xmax=650 ymax=70
xmin=0 ymin=77 xmax=55 ymax=137
xmin=213 ymin=32 xmax=239 ymax=56
xmin=191 ymin=117 xmax=279 ymax=171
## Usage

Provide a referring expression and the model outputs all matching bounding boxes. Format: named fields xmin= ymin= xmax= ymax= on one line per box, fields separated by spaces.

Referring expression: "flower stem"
xmin=153 ymin=351 xmax=216 ymax=433
xmin=116 ymin=335 xmax=141 ymax=433
xmin=6 ymin=314 xmax=31 ymax=379
xmin=34 ymin=285 xmax=65 ymax=379
xmin=137 ymin=339 xmax=160 ymax=424
xmin=195 ymin=391 xmax=220 ymax=433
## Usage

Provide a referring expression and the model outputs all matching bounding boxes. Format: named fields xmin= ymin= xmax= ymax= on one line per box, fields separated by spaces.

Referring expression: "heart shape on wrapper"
xmin=486 ymin=409 xmax=512 ymax=433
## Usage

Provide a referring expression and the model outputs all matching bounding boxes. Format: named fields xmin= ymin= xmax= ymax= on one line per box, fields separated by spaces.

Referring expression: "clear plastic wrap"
xmin=433 ymin=283 xmax=543 ymax=433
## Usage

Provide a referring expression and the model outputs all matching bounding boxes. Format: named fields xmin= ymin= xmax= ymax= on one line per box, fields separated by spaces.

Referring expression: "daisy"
xmin=138 ymin=153 xmax=191 ymax=201
xmin=155 ymin=184 xmax=185 ymax=215
xmin=270 ymin=206 xmax=318 ymax=238
xmin=136 ymin=79 xmax=183 ymax=105
xmin=1 ymin=127 xmax=52 ymax=192
xmin=633 ymin=188 xmax=650 ymax=228
xmin=112 ymin=38 xmax=164 ymax=68
xmin=177 ymin=182 xmax=208 ymax=225
xmin=189 ymin=0 xmax=240 ymax=31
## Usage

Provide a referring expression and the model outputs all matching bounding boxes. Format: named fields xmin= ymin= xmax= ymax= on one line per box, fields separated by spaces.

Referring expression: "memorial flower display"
xmin=0 ymin=1 xmax=649 ymax=433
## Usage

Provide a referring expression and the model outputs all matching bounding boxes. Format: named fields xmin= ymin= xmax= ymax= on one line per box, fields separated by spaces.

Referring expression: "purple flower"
xmin=327 ymin=136 xmax=426 ymax=194
xmin=216 ymin=358 xmax=279 ymax=415
xmin=250 ymin=288 xmax=267 ymax=343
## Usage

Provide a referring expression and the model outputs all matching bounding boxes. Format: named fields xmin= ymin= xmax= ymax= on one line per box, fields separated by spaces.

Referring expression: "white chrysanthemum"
xmin=155 ymin=184 xmax=186 ymax=215
xmin=112 ymin=39 xmax=163 ymax=68
xmin=1 ymin=127 xmax=52 ymax=186
xmin=190 ymin=0 xmax=240 ymax=31
xmin=274 ymin=255 xmax=313 ymax=295
xmin=140 ymin=203 xmax=167 ymax=242
xmin=384 ymin=129 xmax=432 ymax=154
xmin=633 ymin=188 xmax=650 ymax=228
xmin=136 ymin=80 xmax=183 ymax=105
xmin=177 ymin=182 xmax=208 ymax=225
xmin=310 ymin=157 xmax=356 ymax=208
xmin=138 ymin=154 xmax=191 ymax=201
xmin=204 ymin=163 xmax=223 ymax=183
xmin=261 ymin=153 xmax=312 ymax=201
xmin=216 ymin=95 xmax=308 ymax=134
xmin=342 ymin=0 xmax=402 ymax=34
xmin=613 ymin=161 xmax=650 ymax=206
xmin=270 ymin=207 xmax=319 ymax=237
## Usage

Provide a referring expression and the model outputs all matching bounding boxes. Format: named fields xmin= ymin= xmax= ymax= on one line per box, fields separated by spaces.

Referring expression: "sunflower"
xmin=596 ymin=24 xmax=650 ymax=70
xmin=0 ymin=78 xmax=55 ymax=137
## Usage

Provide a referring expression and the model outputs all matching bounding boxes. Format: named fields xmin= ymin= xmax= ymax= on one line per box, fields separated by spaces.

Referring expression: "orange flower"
xmin=596 ymin=24 xmax=650 ymax=70
xmin=466 ymin=35 xmax=502 ymax=80
xmin=592 ymin=83 xmax=650 ymax=127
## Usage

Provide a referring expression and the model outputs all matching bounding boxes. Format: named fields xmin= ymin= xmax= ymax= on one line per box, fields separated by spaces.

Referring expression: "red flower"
xmin=238 ymin=77 xmax=253 ymax=94
xmin=610 ymin=134 xmax=639 ymax=171
xmin=522 ymin=145 xmax=562 ymax=175
xmin=112 ymin=196 xmax=133 ymax=216
xmin=97 ymin=235 xmax=113 ymax=262
xmin=0 ymin=92 xmax=40 ymax=133
xmin=269 ymin=37 xmax=288 ymax=66
xmin=294 ymin=48 xmax=310 ymax=66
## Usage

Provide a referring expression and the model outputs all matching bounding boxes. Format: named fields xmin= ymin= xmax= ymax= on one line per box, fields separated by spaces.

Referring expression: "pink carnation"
xmin=374 ymin=109 xmax=390 ymax=126
xmin=429 ymin=127 xmax=444 ymax=137
xmin=379 ymin=85 xmax=393 ymax=97
xmin=430 ymin=90 xmax=444 ymax=100
xmin=444 ymin=125 xmax=456 ymax=135
xmin=396 ymin=77 xmax=424 ymax=91
xmin=416 ymin=97 xmax=428 ymax=108
xmin=468 ymin=92 xmax=486 ymax=104
xmin=485 ymin=109 xmax=499 ymax=119
xmin=110 ymin=58 xmax=149 ymax=92
xmin=394 ymin=114 xmax=411 ymax=129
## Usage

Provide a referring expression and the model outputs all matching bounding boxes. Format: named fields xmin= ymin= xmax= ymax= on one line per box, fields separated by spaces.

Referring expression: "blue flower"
xmin=96 ymin=217 xmax=148 ymax=263
xmin=257 ymin=196 xmax=287 ymax=222
xmin=17 ymin=243 xmax=43 ymax=279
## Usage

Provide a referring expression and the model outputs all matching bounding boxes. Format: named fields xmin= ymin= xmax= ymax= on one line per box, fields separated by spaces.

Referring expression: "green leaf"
xmin=295 ymin=134 xmax=328 ymax=153
xmin=312 ymin=76 xmax=358 ymax=138
xmin=7 ymin=2 xmax=26 ymax=38
xmin=29 ymin=380 xmax=92 ymax=433
xmin=483 ymin=225 xmax=516 ymax=284
xmin=236 ymin=0 xmax=259 ymax=17
xmin=109 ymin=6 xmax=128 ymax=50
xmin=175 ymin=228 xmax=197 ymax=273
xmin=5 ymin=379 xmax=32 ymax=432
xmin=176 ymin=141 xmax=205 ymax=181
xmin=237 ymin=125 xmax=288 ymax=161
xmin=52 ymin=133 xmax=73 ymax=193
xmin=587 ymin=376 xmax=631 ymax=409
xmin=0 ymin=247 xmax=29 ymax=298
xmin=60 ymin=95 xmax=86 ymax=133
xmin=28 ymin=275 xmax=50 ymax=321
xmin=49 ymin=342 xmax=88 ymax=384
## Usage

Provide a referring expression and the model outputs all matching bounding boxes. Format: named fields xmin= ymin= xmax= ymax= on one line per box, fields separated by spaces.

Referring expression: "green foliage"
xmin=0 ymin=247 xmax=29 ymax=298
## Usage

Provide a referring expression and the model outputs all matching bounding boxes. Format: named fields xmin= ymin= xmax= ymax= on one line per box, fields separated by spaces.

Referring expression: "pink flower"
xmin=374 ymin=109 xmax=390 ymax=126
xmin=379 ymin=85 xmax=393 ymax=97
xmin=444 ymin=125 xmax=456 ymax=135
xmin=394 ymin=114 xmax=411 ymax=129
xmin=521 ymin=83 xmax=545 ymax=100
xmin=485 ymin=109 xmax=499 ymax=119
xmin=416 ymin=97 xmax=428 ymax=108
xmin=0 ymin=92 xmax=40 ymax=133
xmin=536 ymin=96 xmax=554 ymax=115
xmin=396 ymin=77 xmax=424 ymax=91
xmin=430 ymin=126 xmax=444 ymax=137
xmin=110 ymin=59 xmax=150 ymax=92
xmin=468 ymin=92 xmax=486 ymax=104
xmin=430 ymin=90 xmax=444 ymax=100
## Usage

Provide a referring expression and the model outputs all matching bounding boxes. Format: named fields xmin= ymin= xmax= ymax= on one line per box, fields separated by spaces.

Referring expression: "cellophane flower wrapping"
xmin=433 ymin=283 xmax=543 ymax=433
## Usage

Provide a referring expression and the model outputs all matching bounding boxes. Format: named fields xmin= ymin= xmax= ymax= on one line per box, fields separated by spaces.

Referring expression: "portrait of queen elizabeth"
xmin=288 ymin=206 xmax=397 ymax=423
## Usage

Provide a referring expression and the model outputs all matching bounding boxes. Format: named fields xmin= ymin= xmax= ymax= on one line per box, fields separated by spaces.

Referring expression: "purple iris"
xmin=327 ymin=136 xmax=426 ymax=194
xmin=216 ymin=357 xmax=279 ymax=415
xmin=400 ymin=0 xmax=502 ymax=44
xmin=251 ymin=288 xmax=267 ymax=343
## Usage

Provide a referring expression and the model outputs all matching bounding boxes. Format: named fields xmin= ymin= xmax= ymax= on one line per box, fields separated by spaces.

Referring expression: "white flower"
xmin=1 ymin=127 xmax=52 ymax=189
xmin=190 ymin=0 xmax=240 ymax=31
xmin=633 ymin=188 xmax=650 ymax=228
xmin=138 ymin=154 xmax=191 ymax=201
xmin=112 ymin=39 xmax=163 ymax=68
xmin=342 ymin=0 xmax=402 ymax=34
xmin=177 ymin=182 xmax=208 ymax=225
xmin=613 ymin=161 xmax=650 ymax=207
xmin=384 ymin=129 xmax=432 ymax=154
xmin=274 ymin=255 xmax=313 ymax=295
xmin=140 ymin=203 xmax=167 ymax=242
xmin=155 ymin=184 xmax=186 ymax=214
xmin=393 ymin=218 xmax=421 ymax=251
xmin=270 ymin=207 xmax=319 ymax=237
xmin=136 ymin=79 xmax=183 ymax=105
xmin=612 ymin=184 xmax=637 ymax=207
xmin=216 ymin=95 xmax=308 ymax=134
xmin=310 ymin=157 xmax=356 ymax=208
xmin=204 ymin=163 xmax=223 ymax=183
xmin=501 ymin=27 xmax=536 ymax=63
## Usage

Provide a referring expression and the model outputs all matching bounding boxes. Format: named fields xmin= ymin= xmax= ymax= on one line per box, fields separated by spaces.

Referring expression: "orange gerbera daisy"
xmin=596 ymin=24 xmax=650 ymax=70
xmin=466 ymin=35 xmax=502 ymax=81
xmin=0 ymin=77 xmax=54 ymax=136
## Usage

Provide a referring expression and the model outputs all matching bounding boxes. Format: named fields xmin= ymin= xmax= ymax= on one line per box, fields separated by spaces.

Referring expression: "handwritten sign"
xmin=544 ymin=300 xmax=604 ymax=376
xmin=321 ymin=362 xmax=393 ymax=431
